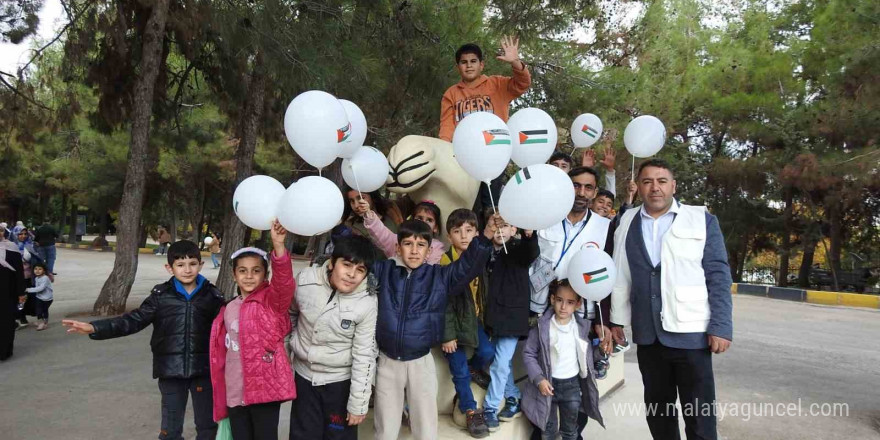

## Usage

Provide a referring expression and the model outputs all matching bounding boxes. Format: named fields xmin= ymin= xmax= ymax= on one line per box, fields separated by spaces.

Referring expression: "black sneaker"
xmin=498 ymin=397 xmax=522 ymax=421
xmin=465 ymin=409 xmax=490 ymax=438
xmin=594 ymin=346 xmax=610 ymax=380
xmin=470 ymin=367 xmax=491 ymax=389
xmin=482 ymin=408 xmax=500 ymax=432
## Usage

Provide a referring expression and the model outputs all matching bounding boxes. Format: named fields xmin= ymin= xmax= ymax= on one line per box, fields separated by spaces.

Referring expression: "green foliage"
xmin=0 ymin=0 xmax=877 ymax=282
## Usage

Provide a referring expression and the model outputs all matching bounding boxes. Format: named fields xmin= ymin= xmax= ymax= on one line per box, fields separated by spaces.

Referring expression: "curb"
xmin=733 ymin=283 xmax=880 ymax=310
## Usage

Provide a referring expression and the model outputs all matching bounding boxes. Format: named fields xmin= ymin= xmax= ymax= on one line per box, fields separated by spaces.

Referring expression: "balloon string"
xmin=598 ymin=302 xmax=605 ymax=341
xmin=351 ymin=164 xmax=363 ymax=199
xmin=486 ymin=181 xmax=508 ymax=254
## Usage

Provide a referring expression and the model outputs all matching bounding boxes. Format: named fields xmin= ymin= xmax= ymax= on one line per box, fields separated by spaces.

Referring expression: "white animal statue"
xmin=385 ymin=135 xmax=481 ymax=223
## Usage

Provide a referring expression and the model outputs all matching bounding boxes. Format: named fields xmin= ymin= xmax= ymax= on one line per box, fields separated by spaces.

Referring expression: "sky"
xmin=0 ymin=0 xmax=66 ymax=74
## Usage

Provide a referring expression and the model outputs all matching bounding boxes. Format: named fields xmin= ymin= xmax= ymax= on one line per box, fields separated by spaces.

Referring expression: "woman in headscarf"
xmin=0 ymin=232 xmax=26 ymax=360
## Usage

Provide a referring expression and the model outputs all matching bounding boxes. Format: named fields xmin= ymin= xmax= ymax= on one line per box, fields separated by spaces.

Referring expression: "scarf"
xmin=0 ymin=239 xmax=20 ymax=272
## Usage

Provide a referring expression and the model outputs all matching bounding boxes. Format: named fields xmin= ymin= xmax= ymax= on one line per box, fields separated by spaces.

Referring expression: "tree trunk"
xmin=798 ymin=228 xmax=818 ymax=288
xmin=827 ymin=201 xmax=843 ymax=291
xmin=169 ymin=192 xmax=178 ymax=243
xmin=777 ymin=187 xmax=793 ymax=287
xmin=57 ymin=192 xmax=68 ymax=233
xmin=92 ymin=0 xmax=170 ymax=315
xmin=216 ymin=52 xmax=267 ymax=299
xmin=67 ymin=199 xmax=78 ymax=245
xmin=98 ymin=212 xmax=109 ymax=238
xmin=39 ymin=188 xmax=50 ymax=223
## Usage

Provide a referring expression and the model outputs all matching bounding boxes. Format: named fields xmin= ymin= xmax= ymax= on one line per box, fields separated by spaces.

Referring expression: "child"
xmin=372 ymin=218 xmax=497 ymax=440
xmin=439 ymin=209 xmax=495 ymax=438
xmin=479 ymin=210 xmax=539 ymax=430
xmin=63 ymin=240 xmax=225 ymax=440
xmin=288 ymin=235 xmax=379 ymax=440
xmin=208 ymin=233 xmax=221 ymax=269
xmin=359 ymin=199 xmax=446 ymax=264
xmin=26 ymin=263 xmax=53 ymax=330
xmin=522 ymin=280 xmax=604 ymax=440
xmin=209 ymin=220 xmax=296 ymax=440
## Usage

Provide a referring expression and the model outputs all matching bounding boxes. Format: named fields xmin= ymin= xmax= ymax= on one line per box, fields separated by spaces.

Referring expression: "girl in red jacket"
xmin=210 ymin=220 xmax=297 ymax=440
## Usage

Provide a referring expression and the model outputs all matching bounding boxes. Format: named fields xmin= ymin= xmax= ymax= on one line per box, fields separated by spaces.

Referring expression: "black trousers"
xmin=35 ymin=298 xmax=52 ymax=320
xmin=157 ymin=376 xmax=216 ymax=440
xmin=290 ymin=373 xmax=357 ymax=440
xmin=228 ymin=401 xmax=282 ymax=440
xmin=637 ymin=342 xmax=717 ymax=440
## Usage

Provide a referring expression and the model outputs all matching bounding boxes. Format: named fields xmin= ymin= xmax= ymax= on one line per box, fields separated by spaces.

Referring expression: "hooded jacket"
xmin=289 ymin=260 xmax=378 ymax=416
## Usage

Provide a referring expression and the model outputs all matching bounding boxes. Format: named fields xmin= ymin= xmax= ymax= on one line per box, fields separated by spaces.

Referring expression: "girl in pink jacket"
xmin=210 ymin=220 xmax=296 ymax=439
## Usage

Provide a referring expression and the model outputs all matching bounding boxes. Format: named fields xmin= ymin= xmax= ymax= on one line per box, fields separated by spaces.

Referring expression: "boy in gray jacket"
xmin=288 ymin=236 xmax=379 ymax=440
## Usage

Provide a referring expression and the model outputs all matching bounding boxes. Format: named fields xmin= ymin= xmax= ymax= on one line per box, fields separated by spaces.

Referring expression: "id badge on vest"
xmin=529 ymin=258 xmax=556 ymax=292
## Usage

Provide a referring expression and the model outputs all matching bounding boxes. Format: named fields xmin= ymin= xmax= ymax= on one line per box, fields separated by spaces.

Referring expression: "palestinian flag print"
xmin=582 ymin=267 xmax=609 ymax=284
xmin=581 ymin=124 xmax=599 ymax=139
xmin=337 ymin=123 xmax=352 ymax=143
xmin=519 ymin=129 xmax=549 ymax=145
xmin=482 ymin=128 xmax=512 ymax=146
xmin=513 ymin=167 xmax=532 ymax=185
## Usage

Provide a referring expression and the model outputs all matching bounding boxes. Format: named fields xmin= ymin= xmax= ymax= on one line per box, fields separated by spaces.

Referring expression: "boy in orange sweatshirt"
xmin=438 ymin=36 xmax=531 ymax=142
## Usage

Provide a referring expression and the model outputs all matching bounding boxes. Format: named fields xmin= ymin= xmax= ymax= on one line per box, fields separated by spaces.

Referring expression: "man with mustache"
xmin=609 ymin=159 xmax=733 ymax=440
xmin=529 ymin=167 xmax=614 ymax=327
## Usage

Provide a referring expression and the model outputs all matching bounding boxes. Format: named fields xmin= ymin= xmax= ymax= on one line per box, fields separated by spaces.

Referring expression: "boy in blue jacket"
xmin=372 ymin=217 xmax=498 ymax=440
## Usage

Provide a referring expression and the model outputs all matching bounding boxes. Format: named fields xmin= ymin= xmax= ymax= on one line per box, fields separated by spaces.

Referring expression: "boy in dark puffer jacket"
xmin=63 ymin=241 xmax=225 ymax=440
xmin=371 ymin=218 xmax=497 ymax=440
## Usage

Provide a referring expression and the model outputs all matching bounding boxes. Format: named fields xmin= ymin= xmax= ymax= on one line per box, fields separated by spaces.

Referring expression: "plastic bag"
xmin=216 ymin=418 xmax=233 ymax=440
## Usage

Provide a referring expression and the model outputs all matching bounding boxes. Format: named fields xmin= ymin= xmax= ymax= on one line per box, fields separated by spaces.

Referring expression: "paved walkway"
xmin=1 ymin=249 xmax=878 ymax=439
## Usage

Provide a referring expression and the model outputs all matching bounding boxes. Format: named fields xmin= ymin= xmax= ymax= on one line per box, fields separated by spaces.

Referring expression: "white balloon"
xmin=499 ymin=164 xmax=575 ymax=231
xmin=452 ymin=112 xmax=513 ymax=182
xmin=342 ymin=146 xmax=390 ymax=193
xmin=276 ymin=176 xmax=344 ymax=236
xmin=284 ymin=91 xmax=348 ymax=169
xmin=204 ymin=236 xmax=213 ymax=245
xmin=570 ymin=113 xmax=603 ymax=148
xmin=232 ymin=175 xmax=286 ymax=230
xmin=338 ymin=100 xmax=368 ymax=158
xmin=624 ymin=115 xmax=666 ymax=158
xmin=566 ymin=247 xmax=617 ymax=302
xmin=508 ymin=108 xmax=558 ymax=168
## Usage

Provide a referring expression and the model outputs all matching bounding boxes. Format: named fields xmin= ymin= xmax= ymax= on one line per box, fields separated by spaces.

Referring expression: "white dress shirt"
xmin=640 ymin=199 xmax=680 ymax=267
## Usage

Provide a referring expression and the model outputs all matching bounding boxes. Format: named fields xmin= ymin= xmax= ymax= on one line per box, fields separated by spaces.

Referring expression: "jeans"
xmin=444 ymin=323 xmax=495 ymax=412
xmin=35 ymin=299 xmax=52 ymax=320
xmin=35 ymin=245 xmax=56 ymax=273
xmin=484 ymin=336 xmax=521 ymax=411
xmin=158 ymin=243 xmax=169 ymax=255
xmin=211 ymin=253 xmax=220 ymax=268
xmin=157 ymin=376 xmax=217 ymax=440
xmin=542 ymin=376 xmax=581 ymax=440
